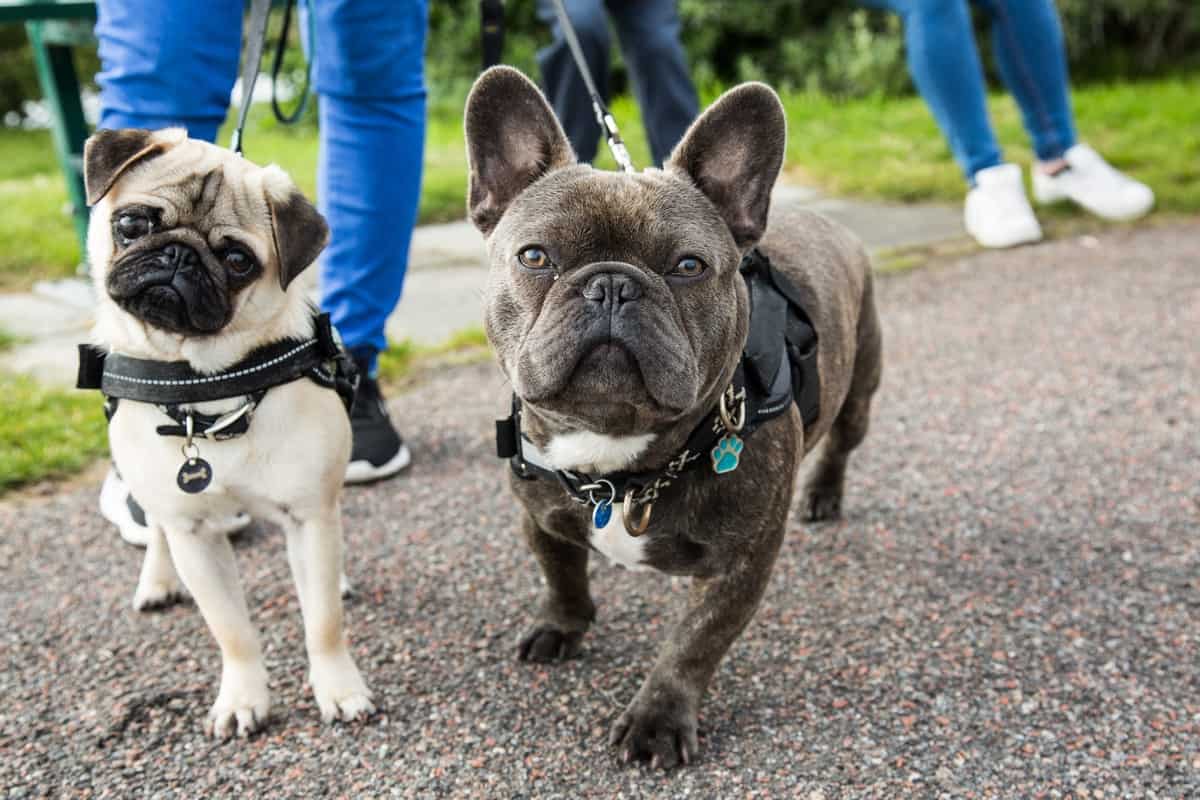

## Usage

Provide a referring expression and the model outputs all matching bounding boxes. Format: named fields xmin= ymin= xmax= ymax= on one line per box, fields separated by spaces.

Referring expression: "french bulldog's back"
xmin=759 ymin=205 xmax=881 ymax=454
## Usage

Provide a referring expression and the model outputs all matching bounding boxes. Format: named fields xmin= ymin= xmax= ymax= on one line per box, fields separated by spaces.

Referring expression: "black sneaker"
xmin=345 ymin=372 xmax=412 ymax=484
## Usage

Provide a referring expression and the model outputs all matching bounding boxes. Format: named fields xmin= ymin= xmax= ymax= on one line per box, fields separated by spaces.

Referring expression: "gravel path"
xmin=2 ymin=223 xmax=1197 ymax=798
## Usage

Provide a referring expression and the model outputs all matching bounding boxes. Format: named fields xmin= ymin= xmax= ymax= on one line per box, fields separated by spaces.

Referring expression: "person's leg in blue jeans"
xmin=95 ymin=0 xmax=241 ymax=139
xmin=606 ymin=0 xmax=698 ymax=166
xmin=314 ymin=0 xmax=427 ymax=481
xmin=535 ymin=0 xmax=611 ymax=162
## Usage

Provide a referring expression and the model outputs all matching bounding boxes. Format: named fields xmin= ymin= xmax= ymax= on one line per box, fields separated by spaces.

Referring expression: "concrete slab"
xmin=0 ymin=292 xmax=92 ymax=338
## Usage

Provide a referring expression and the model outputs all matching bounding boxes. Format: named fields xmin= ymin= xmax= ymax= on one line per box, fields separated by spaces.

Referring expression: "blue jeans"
xmin=95 ymin=0 xmax=427 ymax=373
xmin=535 ymin=0 xmax=699 ymax=166
xmin=863 ymin=0 xmax=1077 ymax=183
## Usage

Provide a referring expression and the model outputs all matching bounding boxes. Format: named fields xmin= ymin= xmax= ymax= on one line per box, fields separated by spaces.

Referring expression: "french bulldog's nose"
xmin=582 ymin=272 xmax=642 ymax=309
xmin=162 ymin=243 xmax=199 ymax=271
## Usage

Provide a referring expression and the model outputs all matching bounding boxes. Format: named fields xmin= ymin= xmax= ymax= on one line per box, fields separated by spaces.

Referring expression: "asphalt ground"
xmin=2 ymin=223 xmax=1197 ymax=798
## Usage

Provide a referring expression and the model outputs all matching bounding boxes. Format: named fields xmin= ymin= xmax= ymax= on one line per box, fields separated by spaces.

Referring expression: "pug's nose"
xmin=582 ymin=272 xmax=642 ymax=309
xmin=162 ymin=243 xmax=199 ymax=271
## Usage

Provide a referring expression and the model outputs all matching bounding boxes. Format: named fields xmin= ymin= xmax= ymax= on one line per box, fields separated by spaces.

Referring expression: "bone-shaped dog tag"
xmin=177 ymin=457 xmax=213 ymax=494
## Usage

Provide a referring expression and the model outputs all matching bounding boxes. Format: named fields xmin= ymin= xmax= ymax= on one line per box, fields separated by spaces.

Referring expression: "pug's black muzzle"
xmin=107 ymin=236 xmax=231 ymax=335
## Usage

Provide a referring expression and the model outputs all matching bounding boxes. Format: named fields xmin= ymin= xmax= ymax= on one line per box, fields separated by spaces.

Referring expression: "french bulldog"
xmin=465 ymin=68 xmax=882 ymax=767
xmin=84 ymin=128 xmax=373 ymax=737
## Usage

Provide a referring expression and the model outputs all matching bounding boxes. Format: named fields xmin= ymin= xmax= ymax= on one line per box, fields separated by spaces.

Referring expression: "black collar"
xmin=78 ymin=312 xmax=357 ymax=440
xmin=494 ymin=248 xmax=820 ymax=533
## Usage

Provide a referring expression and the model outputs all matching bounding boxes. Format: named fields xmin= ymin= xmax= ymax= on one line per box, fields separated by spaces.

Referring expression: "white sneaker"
xmin=1032 ymin=144 xmax=1154 ymax=221
xmin=99 ymin=466 xmax=251 ymax=547
xmin=964 ymin=163 xmax=1044 ymax=249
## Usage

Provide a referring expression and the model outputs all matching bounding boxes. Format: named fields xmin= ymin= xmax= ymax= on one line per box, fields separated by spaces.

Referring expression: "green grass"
xmin=1 ymin=76 xmax=1196 ymax=289
xmin=0 ymin=373 xmax=109 ymax=493
xmin=376 ymin=326 xmax=491 ymax=384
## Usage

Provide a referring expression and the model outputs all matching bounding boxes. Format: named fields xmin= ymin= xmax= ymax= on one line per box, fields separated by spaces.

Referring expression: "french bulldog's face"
xmin=84 ymin=128 xmax=327 ymax=337
xmin=465 ymin=68 xmax=786 ymax=434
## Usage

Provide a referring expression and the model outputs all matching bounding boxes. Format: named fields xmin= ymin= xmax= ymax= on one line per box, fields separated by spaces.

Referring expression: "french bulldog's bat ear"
xmin=264 ymin=169 xmax=329 ymax=290
xmin=666 ymin=83 xmax=787 ymax=250
xmin=465 ymin=66 xmax=575 ymax=236
xmin=83 ymin=128 xmax=178 ymax=205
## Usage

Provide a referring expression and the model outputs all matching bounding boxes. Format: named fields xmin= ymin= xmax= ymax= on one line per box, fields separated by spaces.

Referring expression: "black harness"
xmin=494 ymin=248 xmax=820 ymax=533
xmin=77 ymin=312 xmax=357 ymax=493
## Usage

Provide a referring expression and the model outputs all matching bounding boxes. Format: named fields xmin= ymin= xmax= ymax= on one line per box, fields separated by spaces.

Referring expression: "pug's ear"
xmin=263 ymin=167 xmax=329 ymax=290
xmin=464 ymin=66 xmax=576 ymax=236
xmin=83 ymin=128 xmax=182 ymax=205
xmin=666 ymin=83 xmax=787 ymax=250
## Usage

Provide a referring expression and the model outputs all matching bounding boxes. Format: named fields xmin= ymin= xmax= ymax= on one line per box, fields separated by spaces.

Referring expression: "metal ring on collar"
xmin=622 ymin=487 xmax=652 ymax=537
xmin=581 ymin=478 xmax=616 ymax=507
xmin=719 ymin=385 xmax=746 ymax=432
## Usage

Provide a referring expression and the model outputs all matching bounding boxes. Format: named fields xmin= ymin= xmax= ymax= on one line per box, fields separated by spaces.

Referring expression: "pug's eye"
xmin=115 ymin=213 xmax=151 ymax=243
xmin=670 ymin=256 xmax=707 ymax=278
xmin=221 ymin=247 xmax=256 ymax=277
xmin=518 ymin=246 xmax=553 ymax=271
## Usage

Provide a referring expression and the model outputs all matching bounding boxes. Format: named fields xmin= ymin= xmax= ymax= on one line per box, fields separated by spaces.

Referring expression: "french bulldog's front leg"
xmin=517 ymin=514 xmax=596 ymax=662
xmin=161 ymin=522 xmax=270 ymax=738
xmin=611 ymin=520 xmax=786 ymax=769
xmin=283 ymin=504 xmax=374 ymax=724
xmin=132 ymin=523 xmax=188 ymax=611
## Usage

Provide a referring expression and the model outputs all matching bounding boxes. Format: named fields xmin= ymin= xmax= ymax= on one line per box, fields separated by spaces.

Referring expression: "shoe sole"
xmin=345 ymin=443 xmax=412 ymax=485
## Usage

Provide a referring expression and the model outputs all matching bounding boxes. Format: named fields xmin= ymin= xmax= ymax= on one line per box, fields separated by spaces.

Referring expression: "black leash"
xmin=480 ymin=0 xmax=505 ymax=70
xmin=271 ymin=0 xmax=312 ymax=125
xmin=549 ymin=0 xmax=634 ymax=172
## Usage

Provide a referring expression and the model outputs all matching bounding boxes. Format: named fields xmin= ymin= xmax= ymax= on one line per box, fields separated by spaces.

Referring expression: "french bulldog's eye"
xmin=222 ymin=247 xmax=255 ymax=276
xmin=115 ymin=214 xmax=151 ymax=243
xmin=670 ymin=256 xmax=707 ymax=278
xmin=518 ymin=246 xmax=553 ymax=270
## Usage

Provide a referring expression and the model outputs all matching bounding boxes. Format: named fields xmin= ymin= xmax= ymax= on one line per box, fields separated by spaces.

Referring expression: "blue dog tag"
xmin=592 ymin=499 xmax=613 ymax=529
xmin=711 ymin=434 xmax=744 ymax=475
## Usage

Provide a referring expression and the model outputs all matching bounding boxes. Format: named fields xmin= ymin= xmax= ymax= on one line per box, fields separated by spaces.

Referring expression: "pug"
xmin=83 ymin=128 xmax=373 ymax=737
xmin=465 ymin=68 xmax=882 ymax=767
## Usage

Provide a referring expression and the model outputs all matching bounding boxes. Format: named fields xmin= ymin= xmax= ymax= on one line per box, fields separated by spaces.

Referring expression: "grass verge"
xmin=3 ymin=75 xmax=1195 ymax=289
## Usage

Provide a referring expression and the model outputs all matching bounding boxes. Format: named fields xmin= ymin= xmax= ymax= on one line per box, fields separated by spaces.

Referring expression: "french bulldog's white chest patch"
xmin=590 ymin=509 xmax=653 ymax=572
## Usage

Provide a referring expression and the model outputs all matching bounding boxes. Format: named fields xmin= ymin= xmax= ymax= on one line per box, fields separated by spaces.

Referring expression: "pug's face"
xmin=464 ymin=68 xmax=786 ymax=435
xmin=84 ymin=128 xmax=327 ymax=338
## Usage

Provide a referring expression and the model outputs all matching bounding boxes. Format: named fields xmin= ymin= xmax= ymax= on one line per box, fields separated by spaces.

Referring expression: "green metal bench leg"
xmin=26 ymin=19 xmax=91 ymax=274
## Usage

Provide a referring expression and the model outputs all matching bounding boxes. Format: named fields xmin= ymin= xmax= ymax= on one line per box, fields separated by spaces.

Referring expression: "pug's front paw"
xmin=517 ymin=624 xmax=586 ymax=662
xmin=609 ymin=696 xmax=700 ymax=769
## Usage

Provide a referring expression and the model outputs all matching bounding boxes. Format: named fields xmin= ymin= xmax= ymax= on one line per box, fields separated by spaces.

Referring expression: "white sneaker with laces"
xmin=964 ymin=163 xmax=1044 ymax=249
xmin=100 ymin=467 xmax=251 ymax=547
xmin=1032 ymin=144 xmax=1154 ymax=221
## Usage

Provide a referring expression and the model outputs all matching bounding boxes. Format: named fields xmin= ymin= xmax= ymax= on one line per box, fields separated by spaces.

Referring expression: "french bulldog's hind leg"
xmin=283 ymin=504 xmax=375 ymax=724
xmin=804 ymin=277 xmax=882 ymax=522
xmin=162 ymin=522 xmax=271 ymax=738
xmin=132 ymin=523 xmax=189 ymax=611
xmin=517 ymin=515 xmax=595 ymax=663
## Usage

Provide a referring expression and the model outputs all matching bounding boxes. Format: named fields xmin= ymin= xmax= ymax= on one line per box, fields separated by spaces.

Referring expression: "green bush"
xmin=1 ymin=0 xmax=1196 ymax=117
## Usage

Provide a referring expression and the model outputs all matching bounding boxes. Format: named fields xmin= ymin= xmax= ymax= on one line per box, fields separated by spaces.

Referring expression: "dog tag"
xmin=176 ymin=457 xmax=213 ymax=494
xmin=711 ymin=434 xmax=744 ymax=475
xmin=592 ymin=499 xmax=613 ymax=529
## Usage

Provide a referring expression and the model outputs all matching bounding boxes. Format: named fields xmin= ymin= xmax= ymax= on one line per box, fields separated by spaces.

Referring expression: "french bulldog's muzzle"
xmin=106 ymin=232 xmax=231 ymax=335
xmin=515 ymin=262 xmax=699 ymax=416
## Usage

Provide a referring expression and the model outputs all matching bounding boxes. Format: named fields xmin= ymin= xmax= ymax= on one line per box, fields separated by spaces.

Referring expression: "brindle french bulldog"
xmin=465 ymin=67 xmax=882 ymax=768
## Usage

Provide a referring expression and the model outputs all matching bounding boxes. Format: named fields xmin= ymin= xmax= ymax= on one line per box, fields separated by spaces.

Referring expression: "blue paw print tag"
xmin=592 ymin=499 xmax=613 ymax=528
xmin=711 ymin=434 xmax=744 ymax=475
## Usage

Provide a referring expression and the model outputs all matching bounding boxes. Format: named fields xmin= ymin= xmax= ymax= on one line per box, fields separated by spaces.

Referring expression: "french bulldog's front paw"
xmin=804 ymin=482 xmax=843 ymax=522
xmin=310 ymin=655 xmax=375 ymax=724
xmin=131 ymin=577 xmax=189 ymax=611
xmin=206 ymin=674 xmax=270 ymax=739
xmin=517 ymin=624 xmax=585 ymax=662
xmin=609 ymin=698 xmax=699 ymax=769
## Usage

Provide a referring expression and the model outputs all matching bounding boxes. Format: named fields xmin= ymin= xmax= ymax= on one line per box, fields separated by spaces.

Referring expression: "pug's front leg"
xmin=610 ymin=521 xmax=786 ymax=769
xmin=517 ymin=514 xmax=596 ymax=662
xmin=283 ymin=504 xmax=374 ymax=723
xmin=132 ymin=523 xmax=189 ymax=611
xmin=162 ymin=521 xmax=270 ymax=738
